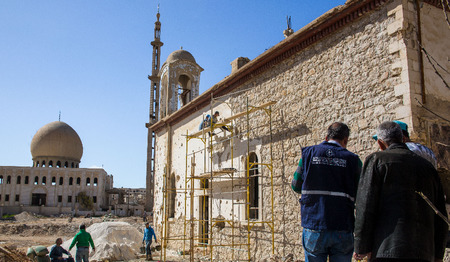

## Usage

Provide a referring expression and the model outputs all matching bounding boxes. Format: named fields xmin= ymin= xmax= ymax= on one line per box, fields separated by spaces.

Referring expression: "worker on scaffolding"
xmin=199 ymin=111 xmax=229 ymax=135
xmin=291 ymin=122 xmax=362 ymax=262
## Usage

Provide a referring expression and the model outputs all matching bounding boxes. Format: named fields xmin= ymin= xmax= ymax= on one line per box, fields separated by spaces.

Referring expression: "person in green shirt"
xmin=69 ymin=224 xmax=95 ymax=262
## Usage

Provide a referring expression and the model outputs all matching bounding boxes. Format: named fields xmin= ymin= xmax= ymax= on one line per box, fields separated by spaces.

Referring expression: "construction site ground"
xmin=0 ymin=213 xmax=185 ymax=262
xmin=1 ymin=212 xmax=449 ymax=262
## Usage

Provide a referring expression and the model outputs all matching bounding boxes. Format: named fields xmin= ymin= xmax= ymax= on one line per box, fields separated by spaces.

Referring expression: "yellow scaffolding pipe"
xmin=161 ymin=96 xmax=276 ymax=261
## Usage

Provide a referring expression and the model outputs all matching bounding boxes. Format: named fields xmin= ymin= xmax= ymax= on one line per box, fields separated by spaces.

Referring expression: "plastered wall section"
xmin=152 ymin=102 xmax=259 ymax=240
xmin=151 ymin=1 xmax=419 ymax=260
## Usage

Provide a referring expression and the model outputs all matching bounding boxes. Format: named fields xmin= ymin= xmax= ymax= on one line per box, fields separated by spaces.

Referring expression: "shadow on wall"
xmin=429 ymin=123 xmax=450 ymax=204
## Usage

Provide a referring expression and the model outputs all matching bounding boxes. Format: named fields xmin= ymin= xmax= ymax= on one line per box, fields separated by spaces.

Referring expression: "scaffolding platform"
xmin=161 ymin=97 xmax=276 ymax=262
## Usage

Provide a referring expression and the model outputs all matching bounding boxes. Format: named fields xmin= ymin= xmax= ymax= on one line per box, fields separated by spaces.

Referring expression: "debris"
xmin=0 ymin=245 xmax=32 ymax=262
xmin=14 ymin=212 xmax=39 ymax=223
xmin=60 ymin=222 xmax=142 ymax=261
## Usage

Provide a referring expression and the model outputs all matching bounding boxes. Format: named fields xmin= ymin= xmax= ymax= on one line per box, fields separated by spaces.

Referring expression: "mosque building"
xmin=0 ymin=121 xmax=114 ymax=216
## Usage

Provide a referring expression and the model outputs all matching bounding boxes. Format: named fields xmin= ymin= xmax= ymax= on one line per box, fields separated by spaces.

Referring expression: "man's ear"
xmin=342 ymin=137 xmax=349 ymax=148
xmin=377 ymin=139 xmax=387 ymax=151
xmin=325 ymin=135 xmax=329 ymax=141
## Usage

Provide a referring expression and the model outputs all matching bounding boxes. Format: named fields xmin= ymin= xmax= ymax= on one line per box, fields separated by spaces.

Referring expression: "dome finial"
xmin=156 ymin=4 xmax=160 ymax=20
xmin=58 ymin=110 xmax=61 ymax=122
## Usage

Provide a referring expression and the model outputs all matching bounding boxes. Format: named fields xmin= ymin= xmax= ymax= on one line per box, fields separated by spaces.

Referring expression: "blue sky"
xmin=0 ymin=1 xmax=345 ymax=188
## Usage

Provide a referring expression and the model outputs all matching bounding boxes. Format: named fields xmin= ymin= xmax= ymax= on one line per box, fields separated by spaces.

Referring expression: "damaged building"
xmin=0 ymin=121 xmax=115 ymax=216
xmin=145 ymin=0 xmax=450 ymax=261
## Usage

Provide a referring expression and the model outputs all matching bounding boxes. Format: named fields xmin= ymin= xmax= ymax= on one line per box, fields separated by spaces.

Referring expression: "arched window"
xmin=25 ymin=176 xmax=29 ymax=184
xmin=6 ymin=176 xmax=11 ymax=184
xmin=76 ymin=177 xmax=81 ymax=185
xmin=16 ymin=176 xmax=21 ymax=184
xmin=59 ymin=177 xmax=63 ymax=185
xmin=86 ymin=178 xmax=91 ymax=186
xmin=56 ymin=161 xmax=61 ymax=168
xmin=42 ymin=161 xmax=46 ymax=167
xmin=64 ymin=162 xmax=68 ymax=168
xmin=51 ymin=177 xmax=56 ymax=186
xmin=93 ymin=178 xmax=98 ymax=186
xmin=34 ymin=176 xmax=39 ymax=185
xmin=48 ymin=161 xmax=53 ymax=167
xmin=248 ymin=152 xmax=259 ymax=220
xmin=42 ymin=176 xmax=46 ymax=185
xmin=168 ymin=173 xmax=176 ymax=218
xmin=69 ymin=177 xmax=73 ymax=185
xmin=36 ymin=161 xmax=40 ymax=167
xmin=71 ymin=163 xmax=74 ymax=168
xmin=0 ymin=176 xmax=3 ymax=184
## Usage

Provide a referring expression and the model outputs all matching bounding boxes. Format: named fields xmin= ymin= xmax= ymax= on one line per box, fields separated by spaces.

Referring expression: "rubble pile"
xmin=0 ymin=245 xmax=31 ymax=262
xmin=14 ymin=212 xmax=39 ymax=223
xmin=61 ymin=222 xmax=142 ymax=261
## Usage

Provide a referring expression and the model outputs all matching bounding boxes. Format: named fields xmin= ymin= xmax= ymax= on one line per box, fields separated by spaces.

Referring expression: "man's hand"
xmin=353 ymin=252 xmax=371 ymax=260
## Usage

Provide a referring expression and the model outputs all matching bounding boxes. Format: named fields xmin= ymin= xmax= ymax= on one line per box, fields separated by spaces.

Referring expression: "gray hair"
xmin=376 ymin=121 xmax=403 ymax=145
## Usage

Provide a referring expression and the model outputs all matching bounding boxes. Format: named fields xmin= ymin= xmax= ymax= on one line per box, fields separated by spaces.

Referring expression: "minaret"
xmin=145 ymin=6 xmax=163 ymax=212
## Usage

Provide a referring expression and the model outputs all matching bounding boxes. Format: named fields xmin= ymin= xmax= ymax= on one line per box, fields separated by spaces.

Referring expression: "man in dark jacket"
xmin=354 ymin=121 xmax=447 ymax=262
xmin=292 ymin=122 xmax=362 ymax=262
xmin=50 ymin=238 xmax=73 ymax=262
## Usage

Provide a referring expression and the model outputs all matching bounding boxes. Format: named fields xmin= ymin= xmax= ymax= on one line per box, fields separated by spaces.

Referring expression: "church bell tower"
xmin=145 ymin=6 xmax=163 ymax=212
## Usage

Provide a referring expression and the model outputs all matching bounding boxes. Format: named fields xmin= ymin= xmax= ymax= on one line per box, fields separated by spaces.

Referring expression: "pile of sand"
xmin=14 ymin=212 xmax=39 ymax=223
xmin=60 ymin=222 xmax=142 ymax=261
xmin=0 ymin=245 xmax=31 ymax=261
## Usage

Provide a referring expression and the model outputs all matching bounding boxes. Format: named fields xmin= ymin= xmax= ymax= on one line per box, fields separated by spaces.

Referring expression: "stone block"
xmin=389 ymin=41 xmax=403 ymax=54
xmin=396 ymin=105 xmax=412 ymax=119
xmin=391 ymin=61 xmax=404 ymax=74
xmin=387 ymin=3 xmax=402 ymax=17
xmin=394 ymin=82 xmax=410 ymax=96
xmin=387 ymin=20 xmax=404 ymax=36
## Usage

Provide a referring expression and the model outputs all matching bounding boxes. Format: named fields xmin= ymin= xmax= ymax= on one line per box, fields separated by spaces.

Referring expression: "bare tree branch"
xmin=442 ymin=0 xmax=450 ymax=29
xmin=415 ymin=98 xmax=450 ymax=123
xmin=418 ymin=42 xmax=450 ymax=90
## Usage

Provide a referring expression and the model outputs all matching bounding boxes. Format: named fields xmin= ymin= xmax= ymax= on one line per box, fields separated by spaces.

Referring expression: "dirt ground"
xmin=0 ymin=213 xmax=179 ymax=262
xmin=1 ymin=212 xmax=449 ymax=262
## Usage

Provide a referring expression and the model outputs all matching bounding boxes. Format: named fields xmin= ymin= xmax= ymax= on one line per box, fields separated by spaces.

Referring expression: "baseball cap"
xmin=372 ymin=120 xmax=408 ymax=140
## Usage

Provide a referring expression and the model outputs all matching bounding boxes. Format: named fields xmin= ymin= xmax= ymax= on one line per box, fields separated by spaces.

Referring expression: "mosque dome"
xmin=166 ymin=49 xmax=196 ymax=64
xmin=30 ymin=121 xmax=83 ymax=168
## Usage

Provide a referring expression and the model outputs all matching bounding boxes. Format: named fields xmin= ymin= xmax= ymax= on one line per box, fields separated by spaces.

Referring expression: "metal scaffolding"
xmin=160 ymin=96 xmax=276 ymax=261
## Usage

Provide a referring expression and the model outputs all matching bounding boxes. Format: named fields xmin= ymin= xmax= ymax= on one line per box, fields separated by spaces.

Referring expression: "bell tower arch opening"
xmin=158 ymin=49 xmax=203 ymax=118
xmin=177 ymin=74 xmax=193 ymax=108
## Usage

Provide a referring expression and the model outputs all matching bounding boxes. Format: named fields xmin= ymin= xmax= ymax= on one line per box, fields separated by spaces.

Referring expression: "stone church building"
xmin=145 ymin=0 xmax=450 ymax=260
xmin=0 ymin=121 xmax=114 ymax=216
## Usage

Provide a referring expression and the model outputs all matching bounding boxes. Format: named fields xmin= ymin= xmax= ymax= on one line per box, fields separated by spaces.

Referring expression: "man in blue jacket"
xmin=142 ymin=222 xmax=158 ymax=261
xmin=292 ymin=122 xmax=362 ymax=262
xmin=50 ymin=238 xmax=73 ymax=262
